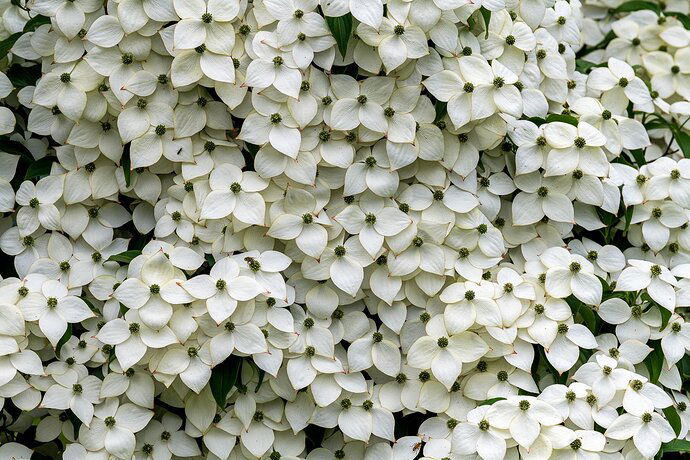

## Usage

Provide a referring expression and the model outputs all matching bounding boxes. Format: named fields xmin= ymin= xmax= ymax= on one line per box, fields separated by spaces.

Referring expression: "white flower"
xmin=19 ymin=279 xmax=94 ymax=347
xmin=605 ymin=411 xmax=675 ymax=459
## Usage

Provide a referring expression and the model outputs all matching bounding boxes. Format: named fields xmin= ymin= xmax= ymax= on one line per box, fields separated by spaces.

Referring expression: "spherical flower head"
xmin=557 ymin=323 xmax=569 ymax=334
xmin=395 ymin=373 xmax=407 ymax=384
xmin=565 ymin=390 xmax=576 ymax=402
xmin=437 ymin=337 xmax=449 ymax=348
xmin=506 ymin=35 xmax=516 ymax=45
xmin=570 ymin=439 xmax=581 ymax=450
xmin=334 ymin=245 xmax=346 ymax=257
xmin=201 ymin=12 xmax=212 ymax=23
xmin=497 ymin=370 xmax=508 ymax=381
xmin=273 ymin=56 xmax=283 ymax=66
xmin=365 ymin=213 xmax=376 ymax=224
xmin=574 ymin=137 xmax=586 ymax=148
xmin=253 ymin=411 xmax=264 ymax=422
xmin=302 ymin=213 xmax=314 ymax=224
xmin=230 ymin=182 xmax=242 ymax=193
xmin=340 ymin=398 xmax=352 ymax=410
xmin=303 ymin=317 xmax=314 ymax=328
xmin=137 ymin=99 xmax=148 ymax=109
xmin=149 ymin=284 xmax=160 ymax=294
xmin=129 ymin=322 xmax=140 ymax=334
xmin=569 ymin=262 xmax=581 ymax=273
xmin=384 ymin=107 xmax=395 ymax=118
xmin=393 ymin=25 xmax=405 ymax=35
xmin=47 ymin=297 xmax=58 ymax=308
xmin=412 ymin=237 xmax=423 ymax=247
xmin=270 ymin=113 xmax=282 ymax=124
xmin=537 ymin=186 xmax=549 ymax=197
xmin=60 ymin=261 xmax=70 ymax=271
xmin=519 ymin=400 xmax=530 ymax=411
xmin=493 ymin=77 xmax=504 ymax=88
xmin=104 ymin=416 xmax=116 ymax=427
xmin=121 ymin=53 xmax=134 ymax=65
xmin=618 ymin=77 xmax=628 ymax=88
xmin=463 ymin=82 xmax=474 ymax=93
xmin=305 ymin=346 xmax=315 ymax=357
xmin=479 ymin=420 xmax=490 ymax=431
xmin=155 ymin=124 xmax=166 ymax=136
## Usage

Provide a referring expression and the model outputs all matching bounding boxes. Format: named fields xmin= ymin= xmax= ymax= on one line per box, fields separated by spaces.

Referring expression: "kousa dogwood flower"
xmin=605 ymin=411 xmax=675 ymax=459
xmin=41 ymin=374 xmax=101 ymax=426
xmin=15 ymin=176 xmax=63 ymax=236
xmin=615 ymin=259 xmax=678 ymax=311
xmin=486 ymin=396 xmax=563 ymax=449
xmin=182 ymin=256 xmax=263 ymax=323
xmin=512 ymin=173 xmax=574 ymax=225
xmin=32 ymin=61 xmax=102 ymax=121
xmin=544 ymin=318 xmax=598 ymax=373
xmin=78 ymin=400 xmax=154 ymax=459
xmin=451 ymin=405 xmax=510 ymax=460
xmin=642 ymin=49 xmax=690 ymax=99
xmin=244 ymin=31 xmax=301 ymax=98
xmin=587 ymin=57 xmax=652 ymax=114
xmin=347 ymin=326 xmax=401 ymax=377
xmin=19 ymin=279 xmax=94 ymax=347
xmin=199 ymin=163 xmax=268 ymax=225
xmin=601 ymin=298 xmax=662 ymax=346
xmin=335 ymin=196 xmax=412 ymax=257
xmin=96 ymin=310 xmax=178 ymax=370
xmin=301 ymin=238 xmax=373 ymax=297
xmin=407 ymin=315 xmax=489 ymax=389
xmin=173 ymin=0 xmax=238 ymax=54
xmin=540 ymin=246 xmax=602 ymax=305
xmin=359 ymin=18 xmax=428 ymax=73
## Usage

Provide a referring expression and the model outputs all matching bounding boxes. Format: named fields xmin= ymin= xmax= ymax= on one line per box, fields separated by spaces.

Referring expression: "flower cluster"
xmin=0 ymin=0 xmax=689 ymax=458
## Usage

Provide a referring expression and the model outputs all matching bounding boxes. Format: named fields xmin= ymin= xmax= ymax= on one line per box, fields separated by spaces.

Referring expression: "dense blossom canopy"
xmin=0 ymin=0 xmax=689 ymax=458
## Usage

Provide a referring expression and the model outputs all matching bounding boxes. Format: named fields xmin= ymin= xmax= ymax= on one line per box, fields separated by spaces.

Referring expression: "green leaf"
xmin=210 ymin=356 xmax=242 ymax=408
xmin=434 ymin=101 xmax=447 ymax=122
xmin=25 ymin=156 xmax=57 ymax=179
xmin=121 ymin=144 xmax=131 ymax=186
xmin=674 ymin=130 xmax=690 ymax=158
xmin=662 ymin=438 xmax=690 ymax=453
xmin=55 ymin=324 xmax=73 ymax=358
xmin=325 ymin=14 xmax=353 ymax=58
xmin=575 ymin=59 xmax=605 ymax=73
xmin=659 ymin=305 xmax=672 ymax=331
xmin=613 ymin=1 xmax=661 ymax=14
xmin=667 ymin=11 xmax=690 ymax=29
xmin=23 ymin=14 xmax=51 ymax=33
xmin=578 ymin=305 xmax=597 ymax=333
xmin=480 ymin=7 xmax=491 ymax=38
xmin=663 ymin=406 xmax=682 ymax=436
xmin=255 ymin=368 xmax=266 ymax=393
xmin=107 ymin=250 xmax=142 ymax=263
xmin=643 ymin=342 xmax=663 ymax=384
xmin=0 ymin=138 xmax=33 ymax=161
xmin=545 ymin=113 xmax=579 ymax=126
xmin=6 ymin=63 xmax=41 ymax=88
xmin=478 ymin=397 xmax=505 ymax=406
xmin=0 ymin=32 xmax=21 ymax=60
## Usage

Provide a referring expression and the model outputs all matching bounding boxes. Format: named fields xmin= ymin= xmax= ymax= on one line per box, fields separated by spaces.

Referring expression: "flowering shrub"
xmin=0 ymin=0 xmax=690 ymax=458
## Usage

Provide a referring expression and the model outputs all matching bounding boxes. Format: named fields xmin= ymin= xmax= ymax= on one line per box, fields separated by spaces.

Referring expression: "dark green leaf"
xmin=613 ymin=1 xmax=661 ymax=14
xmin=80 ymin=296 xmax=100 ymax=314
xmin=643 ymin=342 xmax=663 ymax=384
xmin=121 ymin=143 xmax=131 ymax=186
xmin=23 ymin=15 xmax=51 ymax=33
xmin=255 ymin=368 xmax=266 ymax=392
xmin=0 ymin=138 xmax=33 ymax=161
xmin=629 ymin=148 xmax=646 ymax=166
xmin=325 ymin=14 xmax=353 ymax=59
xmin=579 ymin=305 xmax=597 ymax=333
xmin=659 ymin=305 xmax=672 ymax=331
xmin=623 ymin=205 xmax=634 ymax=233
xmin=107 ymin=250 xmax=142 ymax=263
xmin=674 ymin=130 xmax=690 ymax=158
xmin=575 ymin=59 xmax=605 ymax=73
xmin=210 ymin=356 xmax=242 ymax=408
xmin=25 ymin=156 xmax=57 ymax=179
xmin=0 ymin=32 xmax=22 ymax=60
xmin=478 ymin=397 xmax=505 ymax=406
xmin=545 ymin=113 xmax=579 ymax=126
xmin=662 ymin=438 xmax=690 ymax=453
xmin=680 ymin=355 xmax=690 ymax=377
xmin=663 ymin=406 xmax=682 ymax=436
xmin=6 ymin=63 xmax=41 ymax=88
xmin=667 ymin=11 xmax=690 ymax=29
xmin=480 ymin=7 xmax=491 ymax=38
xmin=55 ymin=323 xmax=72 ymax=358
xmin=434 ymin=101 xmax=447 ymax=122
